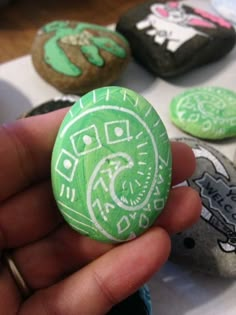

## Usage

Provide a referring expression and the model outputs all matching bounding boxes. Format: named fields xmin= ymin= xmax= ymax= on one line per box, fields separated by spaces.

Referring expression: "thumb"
xmin=20 ymin=227 xmax=170 ymax=315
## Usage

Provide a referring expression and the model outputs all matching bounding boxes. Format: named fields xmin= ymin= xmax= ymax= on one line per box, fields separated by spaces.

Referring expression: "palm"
xmin=0 ymin=109 xmax=201 ymax=315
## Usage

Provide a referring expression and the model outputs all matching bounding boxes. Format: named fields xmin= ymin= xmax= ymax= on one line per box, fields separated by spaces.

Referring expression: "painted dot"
xmin=115 ymin=127 xmax=124 ymax=137
xmin=64 ymin=159 xmax=72 ymax=169
xmin=83 ymin=135 xmax=92 ymax=145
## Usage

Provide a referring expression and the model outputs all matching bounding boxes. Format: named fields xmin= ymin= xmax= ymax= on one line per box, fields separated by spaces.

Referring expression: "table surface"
xmin=0 ymin=0 xmax=149 ymax=63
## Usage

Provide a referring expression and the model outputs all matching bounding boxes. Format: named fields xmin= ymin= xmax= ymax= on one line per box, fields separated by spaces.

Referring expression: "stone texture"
xmin=170 ymin=137 xmax=236 ymax=277
xmin=32 ymin=21 xmax=131 ymax=94
xmin=116 ymin=0 xmax=236 ymax=78
xmin=51 ymin=86 xmax=172 ymax=243
xmin=169 ymin=86 xmax=236 ymax=140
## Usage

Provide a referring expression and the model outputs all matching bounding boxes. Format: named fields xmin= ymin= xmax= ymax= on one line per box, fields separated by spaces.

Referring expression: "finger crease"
xmin=92 ymin=269 xmax=118 ymax=308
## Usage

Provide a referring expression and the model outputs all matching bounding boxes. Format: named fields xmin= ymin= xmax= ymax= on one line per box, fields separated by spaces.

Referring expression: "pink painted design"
xmin=155 ymin=7 xmax=169 ymax=17
xmin=188 ymin=18 xmax=216 ymax=29
xmin=168 ymin=2 xmax=179 ymax=9
xmin=194 ymin=8 xmax=232 ymax=29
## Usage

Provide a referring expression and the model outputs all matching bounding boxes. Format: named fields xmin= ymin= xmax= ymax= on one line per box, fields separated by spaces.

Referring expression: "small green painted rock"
xmin=32 ymin=21 xmax=131 ymax=95
xmin=51 ymin=86 xmax=172 ymax=243
xmin=170 ymin=87 xmax=236 ymax=140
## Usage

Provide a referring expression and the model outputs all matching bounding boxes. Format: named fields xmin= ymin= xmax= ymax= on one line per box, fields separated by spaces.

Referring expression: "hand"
xmin=0 ymin=109 xmax=201 ymax=315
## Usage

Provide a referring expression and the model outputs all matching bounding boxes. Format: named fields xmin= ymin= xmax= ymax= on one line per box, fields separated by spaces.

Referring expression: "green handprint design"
xmin=42 ymin=21 xmax=128 ymax=77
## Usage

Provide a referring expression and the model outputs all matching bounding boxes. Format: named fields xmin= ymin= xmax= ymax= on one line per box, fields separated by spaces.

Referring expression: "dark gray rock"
xmin=116 ymin=1 xmax=236 ymax=78
xmin=170 ymin=137 xmax=236 ymax=277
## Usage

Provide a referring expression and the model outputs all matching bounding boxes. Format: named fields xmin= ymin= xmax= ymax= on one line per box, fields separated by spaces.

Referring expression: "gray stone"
xmin=170 ymin=137 xmax=236 ymax=277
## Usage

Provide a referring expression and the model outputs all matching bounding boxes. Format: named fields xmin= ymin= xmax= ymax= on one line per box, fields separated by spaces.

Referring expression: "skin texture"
xmin=0 ymin=108 xmax=201 ymax=315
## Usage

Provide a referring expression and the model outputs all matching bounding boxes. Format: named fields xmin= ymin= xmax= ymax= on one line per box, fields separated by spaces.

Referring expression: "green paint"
xmin=41 ymin=21 xmax=128 ymax=76
xmin=51 ymin=87 xmax=172 ymax=243
xmin=170 ymin=87 xmax=236 ymax=140
xmin=80 ymin=45 xmax=104 ymax=67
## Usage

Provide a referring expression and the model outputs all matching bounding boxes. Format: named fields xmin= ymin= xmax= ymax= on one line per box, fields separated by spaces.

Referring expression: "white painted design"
xmin=106 ymin=88 xmax=110 ymax=101
xmin=123 ymin=89 xmax=127 ymax=101
xmin=104 ymin=120 xmax=132 ymax=144
xmin=117 ymin=216 xmax=131 ymax=234
xmin=59 ymin=103 xmax=161 ymax=241
xmin=145 ymin=107 xmax=152 ymax=117
xmin=93 ymin=177 xmax=109 ymax=192
xmin=137 ymin=142 xmax=148 ymax=149
xmin=154 ymin=199 xmax=164 ymax=210
xmin=136 ymin=2 xmax=213 ymax=52
xmin=139 ymin=214 xmax=149 ymax=228
xmin=58 ymin=200 xmax=94 ymax=223
xmin=135 ymin=179 xmax=141 ymax=187
xmin=136 ymin=131 xmax=143 ymax=139
xmin=55 ymin=149 xmax=79 ymax=182
xmin=70 ymin=124 xmax=102 ymax=156
xmin=93 ymin=89 xmax=96 ymax=103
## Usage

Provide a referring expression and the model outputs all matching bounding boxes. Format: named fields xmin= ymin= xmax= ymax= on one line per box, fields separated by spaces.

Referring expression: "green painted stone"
xmin=170 ymin=87 xmax=236 ymax=140
xmin=51 ymin=86 xmax=172 ymax=243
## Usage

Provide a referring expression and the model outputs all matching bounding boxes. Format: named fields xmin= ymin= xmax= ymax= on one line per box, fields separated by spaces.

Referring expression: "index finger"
xmin=0 ymin=109 xmax=195 ymax=201
xmin=0 ymin=108 xmax=67 ymax=201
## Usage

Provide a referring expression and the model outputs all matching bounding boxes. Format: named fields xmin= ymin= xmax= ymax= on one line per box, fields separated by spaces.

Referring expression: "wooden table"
xmin=0 ymin=0 xmax=146 ymax=63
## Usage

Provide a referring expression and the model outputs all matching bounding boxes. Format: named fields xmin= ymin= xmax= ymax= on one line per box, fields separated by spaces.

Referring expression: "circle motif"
xmin=170 ymin=87 xmax=236 ymax=140
xmin=51 ymin=87 xmax=172 ymax=242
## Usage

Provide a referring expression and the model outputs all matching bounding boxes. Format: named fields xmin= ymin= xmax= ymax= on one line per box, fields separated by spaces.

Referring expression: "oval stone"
xmin=32 ymin=21 xmax=131 ymax=95
xmin=171 ymin=137 xmax=236 ymax=277
xmin=170 ymin=86 xmax=236 ymax=140
xmin=51 ymin=86 xmax=172 ymax=243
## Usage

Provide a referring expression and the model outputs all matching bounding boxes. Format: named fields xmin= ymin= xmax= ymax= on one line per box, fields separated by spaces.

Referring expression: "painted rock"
xmin=51 ymin=86 xmax=172 ymax=243
xmin=32 ymin=21 xmax=131 ymax=94
xmin=211 ymin=0 xmax=236 ymax=24
xmin=21 ymin=95 xmax=78 ymax=118
xmin=108 ymin=285 xmax=152 ymax=315
xmin=170 ymin=138 xmax=236 ymax=277
xmin=169 ymin=86 xmax=236 ymax=140
xmin=116 ymin=1 xmax=236 ymax=78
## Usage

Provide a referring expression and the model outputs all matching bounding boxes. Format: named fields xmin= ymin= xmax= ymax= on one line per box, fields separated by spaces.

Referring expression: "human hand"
xmin=0 ymin=109 xmax=201 ymax=315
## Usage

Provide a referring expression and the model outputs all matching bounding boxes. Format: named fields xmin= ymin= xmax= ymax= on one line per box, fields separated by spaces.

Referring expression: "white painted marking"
xmin=137 ymin=171 xmax=144 ymax=176
xmin=69 ymin=110 xmax=74 ymax=117
xmin=160 ymin=132 xmax=167 ymax=138
xmin=134 ymin=97 xmax=139 ymax=107
xmin=129 ymin=182 xmax=134 ymax=194
xmin=79 ymin=98 xmax=84 ymax=109
xmin=123 ymin=89 xmax=127 ymax=101
xmin=66 ymin=187 xmax=70 ymax=199
xmin=139 ymin=152 xmax=148 ymax=156
xmin=106 ymin=88 xmax=110 ymax=101
xmin=135 ymin=131 xmax=143 ymax=139
xmin=93 ymin=90 xmax=96 ymax=103
xmin=135 ymin=179 xmax=141 ymax=187
xmin=153 ymin=119 xmax=160 ymax=128
xmin=61 ymin=210 xmax=97 ymax=231
xmin=145 ymin=107 xmax=152 ymax=117
xmin=138 ymin=161 xmax=147 ymax=166
xmin=60 ymin=184 xmax=65 ymax=197
xmin=122 ymin=180 xmax=127 ymax=190
xmin=137 ymin=142 xmax=148 ymax=149
xmin=71 ymin=189 xmax=76 ymax=202
xmin=58 ymin=201 xmax=94 ymax=222
xmin=93 ymin=178 xmax=108 ymax=192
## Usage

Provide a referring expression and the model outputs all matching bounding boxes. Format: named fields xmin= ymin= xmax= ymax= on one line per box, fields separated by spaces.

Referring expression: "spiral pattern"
xmin=52 ymin=87 xmax=171 ymax=242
